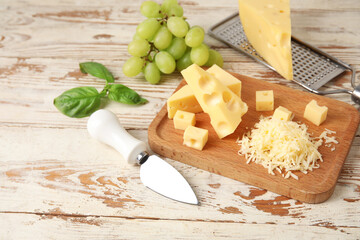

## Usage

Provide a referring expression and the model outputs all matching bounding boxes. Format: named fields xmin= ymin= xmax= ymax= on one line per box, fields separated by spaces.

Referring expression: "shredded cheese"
xmin=237 ymin=116 xmax=338 ymax=180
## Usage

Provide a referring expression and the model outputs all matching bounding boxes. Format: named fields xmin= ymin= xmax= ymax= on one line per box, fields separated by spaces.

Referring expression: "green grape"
xmin=185 ymin=21 xmax=190 ymax=30
xmin=141 ymin=1 xmax=162 ymax=18
xmin=176 ymin=49 xmax=192 ymax=71
xmin=166 ymin=37 xmax=187 ymax=60
xmin=204 ymin=49 xmax=217 ymax=67
xmin=136 ymin=18 xmax=161 ymax=40
xmin=128 ymin=39 xmax=150 ymax=57
xmin=161 ymin=0 xmax=178 ymax=13
xmin=123 ymin=57 xmax=144 ymax=77
xmin=155 ymin=51 xmax=176 ymax=74
xmin=213 ymin=50 xmax=223 ymax=67
xmin=167 ymin=17 xmax=189 ymax=38
xmin=204 ymin=49 xmax=223 ymax=67
xmin=168 ymin=4 xmax=183 ymax=17
xmin=190 ymin=43 xmax=209 ymax=66
xmin=185 ymin=26 xmax=205 ymax=48
xmin=133 ymin=33 xmax=143 ymax=40
xmin=144 ymin=62 xmax=161 ymax=84
xmin=153 ymin=26 xmax=173 ymax=50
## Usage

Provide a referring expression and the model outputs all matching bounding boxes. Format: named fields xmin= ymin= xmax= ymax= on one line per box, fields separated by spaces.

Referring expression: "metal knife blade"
xmin=140 ymin=155 xmax=198 ymax=205
xmin=87 ymin=109 xmax=199 ymax=205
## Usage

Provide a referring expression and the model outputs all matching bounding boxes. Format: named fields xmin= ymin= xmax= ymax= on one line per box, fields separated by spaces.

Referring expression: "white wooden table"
xmin=1 ymin=0 xmax=359 ymax=239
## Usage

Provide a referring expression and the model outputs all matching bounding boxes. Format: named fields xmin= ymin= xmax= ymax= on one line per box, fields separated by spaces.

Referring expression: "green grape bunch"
xmin=122 ymin=0 xmax=224 ymax=84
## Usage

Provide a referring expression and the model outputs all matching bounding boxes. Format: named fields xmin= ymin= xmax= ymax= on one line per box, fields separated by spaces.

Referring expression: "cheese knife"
xmin=87 ymin=109 xmax=199 ymax=205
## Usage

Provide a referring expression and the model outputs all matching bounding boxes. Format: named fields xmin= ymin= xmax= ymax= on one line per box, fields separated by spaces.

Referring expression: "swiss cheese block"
xmin=273 ymin=106 xmax=294 ymax=121
xmin=167 ymin=66 xmax=242 ymax=119
xmin=256 ymin=90 xmax=274 ymax=111
xmin=238 ymin=0 xmax=293 ymax=80
xmin=207 ymin=64 xmax=242 ymax=98
xmin=167 ymin=85 xmax=203 ymax=119
xmin=183 ymin=126 xmax=208 ymax=150
xmin=173 ymin=110 xmax=196 ymax=130
xmin=304 ymin=100 xmax=328 ymax=126
xmin=181 ymin=64 xmax=247 ymax=139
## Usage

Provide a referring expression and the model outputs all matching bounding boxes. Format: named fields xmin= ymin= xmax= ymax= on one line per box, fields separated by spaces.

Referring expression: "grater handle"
xmin=351 ymin=85 xmax=360 ymax=104
xmin=315 ymin=65 xmax=359 ymax=104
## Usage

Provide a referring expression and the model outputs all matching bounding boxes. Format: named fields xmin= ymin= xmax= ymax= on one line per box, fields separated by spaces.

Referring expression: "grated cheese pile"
xmin=237 ymin=116 xmax=338 ymax=180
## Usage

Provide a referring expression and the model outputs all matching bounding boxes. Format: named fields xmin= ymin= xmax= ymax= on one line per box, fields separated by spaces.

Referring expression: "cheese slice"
xmin=167 ymin=65 xmax=243 ymax=119
xmin=238 ymin=0 xmax=293 ymax=80
xmin=181 ymin=64 xmax=247 ymax=138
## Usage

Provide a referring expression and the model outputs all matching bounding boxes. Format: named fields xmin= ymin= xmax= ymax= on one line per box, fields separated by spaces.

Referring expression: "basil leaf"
xmin=54 ymin=86 xmax=104 ymax=118
xmin=79 ymin=62 xmax=114 ymax=83
xmin=108 ymin=84 xmax=148 ymax=105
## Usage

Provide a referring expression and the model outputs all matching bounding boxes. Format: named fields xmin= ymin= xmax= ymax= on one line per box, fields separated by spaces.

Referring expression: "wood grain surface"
xmin=148 ymin=75 xmax=359 ymax=204
xmin=0 ymin=0 xmax=359 ymax=239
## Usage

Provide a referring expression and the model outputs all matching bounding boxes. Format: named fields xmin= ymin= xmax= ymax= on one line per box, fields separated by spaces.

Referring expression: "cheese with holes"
xmin=181 ymin=64 xmax=247 ymax=138
xmin=256 ymin=90 xmax=274 ymax=111
xmin=238 ymin=0 xmax=293 ymax=80
xmin=304 ymin=100 xmax=328 ymax=126
xmin=183 ymin=126 xmax=208 ymax=150
xmin=207 ymin=64 xmax=242 ymax=98
xmin=167 ymin=66 xmax=242 ymax=119
xmin=174 ymin=110 xmax=196 ymax=130
xmin=273 ymin=106 xmax=294 ymax=121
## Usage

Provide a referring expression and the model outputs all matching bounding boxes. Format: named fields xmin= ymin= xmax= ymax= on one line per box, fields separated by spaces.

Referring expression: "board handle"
xmin=87 ymin=109 xmax=147 ymax=165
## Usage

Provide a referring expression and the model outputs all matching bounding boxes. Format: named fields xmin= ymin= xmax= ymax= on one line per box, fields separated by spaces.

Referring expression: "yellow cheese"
xmin=237 ymin=116 xmax=323 ymax=180
xmin=238 ymin=117 xmax=338 ymax=179
xmin=167 ymin=65 xmax=242 ymax=119
xmin=183 ymin=126 xmax=208 ymax=150
xmin=207 ymin=64 xmax=242 ymax=98
xmin=167 ymin=85 xmax=203 ymax=119
xmin=173 ymin=110 xmax=196 ymax=130
xmin=181 ymin=64 xmax=247 ymax=139
xmin=256 ymin=90 xmax=274 ymax=111
xmin=238 ymin=0 xmax=293 ymax=80
xmin=304 ymin=100 xmax=328 ymax=126
xmin=273 ymin=106 xmax=294 ymax=121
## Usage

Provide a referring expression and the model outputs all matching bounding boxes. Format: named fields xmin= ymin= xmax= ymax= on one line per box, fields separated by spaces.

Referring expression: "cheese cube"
xmin=173 ymin=110 xmax=196 ymax=130
xmin=256 ymin=90 xmax=274 ymax=111
xmin=238 ymin=0 xmax=293 ymax=80
xmin=167 ymin=85 xmax=203 ymax=119
xmin=181 ymin=64 xmax=248 ymax=139
xmin=207 ymin=64 xmax=242 ymax=98
xmin=304 ymin=100 xmax=328 ymax=126
xmin=167 ymin=66 xmax=242 ymax=119
xmin=183 ymin=126 xmax=208 ymax=150
xmin=273 ymin=106 xmax=294 ymax=121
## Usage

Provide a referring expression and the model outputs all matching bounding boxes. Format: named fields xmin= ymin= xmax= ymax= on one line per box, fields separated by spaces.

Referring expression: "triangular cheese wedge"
xmin=238 ymin=0 xmax=293 ymax=80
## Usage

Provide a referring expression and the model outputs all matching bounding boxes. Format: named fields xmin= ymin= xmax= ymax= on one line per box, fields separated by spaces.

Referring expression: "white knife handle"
xmin=87 ymin=109 xmax=147 ymax=165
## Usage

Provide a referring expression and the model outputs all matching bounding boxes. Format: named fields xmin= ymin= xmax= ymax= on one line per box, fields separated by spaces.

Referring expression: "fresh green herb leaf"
xmin=54 ymin=86 xmax=105 ymax=118
xmin=54 ymin=62 xmax=148 ymax=118
xmin=79 ymin=62 xmax=115 ymax=83
xmin=108 ymin=84 xmax=148 ymax=105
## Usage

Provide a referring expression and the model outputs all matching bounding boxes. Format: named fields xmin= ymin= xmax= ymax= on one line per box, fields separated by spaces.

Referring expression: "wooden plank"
xmin=0 ymin=127 xmax=359 ymax=226
xmin=1 ymin=212 xmax=359 ymax=239
xmin=0 ymin=1 xmax=359 ymax=58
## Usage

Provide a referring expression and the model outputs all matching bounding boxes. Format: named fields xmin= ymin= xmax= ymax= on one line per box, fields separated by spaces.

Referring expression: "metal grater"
xmin=208 ymin=13 xmax=360 ymax=104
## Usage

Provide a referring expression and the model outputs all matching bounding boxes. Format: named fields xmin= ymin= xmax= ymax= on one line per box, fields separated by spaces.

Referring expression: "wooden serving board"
xmin=148 ymin=72 xmax=359 ymax=203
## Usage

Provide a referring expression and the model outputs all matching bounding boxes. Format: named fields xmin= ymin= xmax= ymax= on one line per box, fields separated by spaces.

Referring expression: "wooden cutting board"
xmin=148 ymin=72 xmax=359 ymax=203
